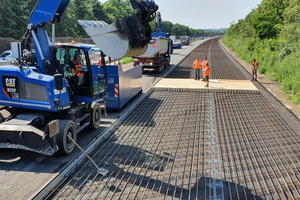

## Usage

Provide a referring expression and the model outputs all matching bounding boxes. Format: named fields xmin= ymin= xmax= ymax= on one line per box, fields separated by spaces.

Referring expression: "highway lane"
xmin=0 ymin=39 xmax=206 ymax=200
xmin=43 ymin=38 xmax=300 ymax=199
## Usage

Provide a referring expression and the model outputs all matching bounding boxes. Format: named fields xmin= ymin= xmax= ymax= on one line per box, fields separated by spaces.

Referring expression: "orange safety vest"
xmin=202 ymin=59 xmax=209 ymax=70
xmin=193 ymin=60 xmax=201 ymax=69
xmin=71 ymin=60 xmax=84 ymax=76
xmin=204 ymin=66 xmax=211 ymax=76
xmin=252 ymin=61 xmax=258 ymax=70
xmin=98 ymin=58 xmax=102 ymax=65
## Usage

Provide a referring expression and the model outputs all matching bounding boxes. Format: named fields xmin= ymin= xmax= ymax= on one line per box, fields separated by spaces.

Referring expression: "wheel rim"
xmin=94 ymin=109 xmax=100 ymax=126
xmin=66 ymin=127 xmax=75 ymax=150
xmin=93 ymin=106 xmax=101 ymax=127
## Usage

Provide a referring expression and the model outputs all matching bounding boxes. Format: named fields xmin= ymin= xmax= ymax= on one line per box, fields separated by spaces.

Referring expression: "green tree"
xmin=252 ymin=0 xmax=289 ymax=39
xmin=0 ymin=0 xmax=15 ymax=37
xmin=280 ymin=0 xmax=300 ymax=49
xmin=92 ymin=0 xmax=111 ymax=23
xmin=103 ymin=0 xmax=129 ymax=22
xmin=56 ymin=0 xmax=78 ymax=37
xmin=10 ymin=0 xmax=29 ymax=39
xmin=27 ymin=0 xmax=37 ymax=14
xmin=161 ymin=21 xmax=173 ymax=34
xmin=74 ymin=0 xmax=95 ymax=37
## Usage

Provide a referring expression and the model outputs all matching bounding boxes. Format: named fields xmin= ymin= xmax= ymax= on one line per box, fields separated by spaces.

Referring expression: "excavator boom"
xmin=23 ymin=0 xmax=158 ymax=74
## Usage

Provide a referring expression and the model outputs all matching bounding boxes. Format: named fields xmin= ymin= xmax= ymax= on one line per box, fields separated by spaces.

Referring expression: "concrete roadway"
xmin=0 ymin=39 xmax=206 ymax=200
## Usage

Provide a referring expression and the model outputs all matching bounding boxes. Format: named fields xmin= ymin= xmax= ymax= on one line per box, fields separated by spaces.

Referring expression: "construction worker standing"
xmin=202 ymin=56 xmax=209 ymax=81
xmin=204 ymin=62 xmax=210 ymax=87
xmin=193 ymin=57 xmax=201 ymax=80
xmin=252 ymin=59 xmax=259 ymax=81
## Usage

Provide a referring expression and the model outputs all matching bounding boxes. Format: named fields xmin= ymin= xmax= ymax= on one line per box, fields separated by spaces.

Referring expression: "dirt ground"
xmin=221 ymin=41 xmax=300 ymax=120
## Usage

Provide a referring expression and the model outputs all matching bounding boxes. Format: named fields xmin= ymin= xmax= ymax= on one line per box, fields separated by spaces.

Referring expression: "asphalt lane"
xmin=0 ymin=39 xmax=206 ymax=200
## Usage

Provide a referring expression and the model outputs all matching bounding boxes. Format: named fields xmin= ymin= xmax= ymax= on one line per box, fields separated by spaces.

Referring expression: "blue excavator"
xmin=0 ymin=0 xmax=158 ymax=155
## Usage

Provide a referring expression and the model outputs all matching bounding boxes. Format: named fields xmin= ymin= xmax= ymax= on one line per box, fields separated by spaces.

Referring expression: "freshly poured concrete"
xmin=154 ymin=78 xmax=258 ymax=91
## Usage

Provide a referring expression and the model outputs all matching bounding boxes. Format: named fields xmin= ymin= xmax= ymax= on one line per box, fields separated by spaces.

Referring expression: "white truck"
xmin=181 ymin=36 xmax=190 ymax=45
xmin=133 ymin=12 xmax=171 ymax=74
xmin=133 ymin=36 xmax=171 ymax=74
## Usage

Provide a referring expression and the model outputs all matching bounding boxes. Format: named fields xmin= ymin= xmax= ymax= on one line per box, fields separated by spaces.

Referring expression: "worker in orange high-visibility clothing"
xmin=193 ymin=57 xmax=202 ymax=80
xmin=252 ymin=58 xmax=259 ymax=81
xmin=202 ymin=56 xmax=209 ymax=81
xmin=204 ymin=62 xmax=211 ymax=87
xmin=98 ymin=57 xmax=102 ymax=65
xmin=69 ymin=53 xmax=85 ymax=85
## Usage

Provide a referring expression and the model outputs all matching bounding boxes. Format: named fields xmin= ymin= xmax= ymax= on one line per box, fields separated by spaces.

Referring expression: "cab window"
xmin=56 ymin=47 xmax=87 ymax=73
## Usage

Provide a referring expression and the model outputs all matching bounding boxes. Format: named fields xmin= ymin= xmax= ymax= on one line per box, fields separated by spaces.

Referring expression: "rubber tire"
xmin=155 ymin=64 xmax=160 ymax=74
xmin=56 ymin=120 xmax=77 ymax=155
xmin=88 ymin=103 xmax=101 ymax=130
xmin=164 ymin=58 xmax=170 ymax=68
xmin=160 ymin=62 xmax=164 ymax=72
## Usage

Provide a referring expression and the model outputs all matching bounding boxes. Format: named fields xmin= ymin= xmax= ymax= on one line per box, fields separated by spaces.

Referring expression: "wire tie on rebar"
xmin=67 ymin=135 xmax=109 ymax=176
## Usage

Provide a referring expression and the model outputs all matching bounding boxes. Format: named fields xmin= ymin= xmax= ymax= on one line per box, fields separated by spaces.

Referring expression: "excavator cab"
xmin=56 ymin=44 xmax=107 ymax=102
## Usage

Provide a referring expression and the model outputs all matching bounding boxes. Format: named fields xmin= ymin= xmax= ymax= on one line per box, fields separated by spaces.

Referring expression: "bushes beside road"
xmin=222 ymin=0 xmax=300 ymax=104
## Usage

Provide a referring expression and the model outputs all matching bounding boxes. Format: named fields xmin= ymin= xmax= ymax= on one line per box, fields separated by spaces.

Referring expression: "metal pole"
xmin=52 ymin=23 xmax=55 ymax=44
xmin=31 ymin=30 xmax=44 ymax=60
xmin=67 ymin=135 xmax=109 ymax=176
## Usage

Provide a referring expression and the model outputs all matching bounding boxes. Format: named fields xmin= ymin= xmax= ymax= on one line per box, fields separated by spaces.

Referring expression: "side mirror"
xmin=149 ymin=39 xmax=156 ymax=44
xmin=54 ymin=74 xmax=63 ymax=90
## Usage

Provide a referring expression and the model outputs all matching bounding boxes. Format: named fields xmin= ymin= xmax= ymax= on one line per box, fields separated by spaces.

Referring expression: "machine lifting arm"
xmin=155 ymin=11 xmax=163 ymax=33
xmin=22 ymin=0 xmax=71 ymax=75
xmin=22 ymin=0 xmax=158 ymax=74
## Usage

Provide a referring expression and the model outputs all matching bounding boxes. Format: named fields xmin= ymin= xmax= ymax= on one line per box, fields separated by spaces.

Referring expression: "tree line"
xmin=222 ymin=0 xmax=300 ymax=104
xmin=0 ymin=0 xmax=225 ymax=40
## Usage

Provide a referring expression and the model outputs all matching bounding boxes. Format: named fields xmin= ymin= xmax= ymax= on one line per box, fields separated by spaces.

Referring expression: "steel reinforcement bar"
xmin=167 ymin=38 xmax=246 ymax=80
xmin=45 ymin=88 xmax=300 ymax=199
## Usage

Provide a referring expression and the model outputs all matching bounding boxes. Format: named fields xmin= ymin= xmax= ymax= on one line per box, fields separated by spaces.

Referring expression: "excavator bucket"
xmin=79 ymin=20 xmax=148 ymax=59
xmin=78 ymin=0 xmax=158 ymax=59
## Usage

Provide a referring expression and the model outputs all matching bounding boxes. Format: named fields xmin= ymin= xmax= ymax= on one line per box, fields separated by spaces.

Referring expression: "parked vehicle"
xmin=181 ymin=36 xmax=190 ymax=45
xmin=133 ymin=12 xmax=171 ymax=74
xmin=170 ymin=36 xmax=182 ymax=49
xmin=0 ymin=50 xmax=12 ymax=62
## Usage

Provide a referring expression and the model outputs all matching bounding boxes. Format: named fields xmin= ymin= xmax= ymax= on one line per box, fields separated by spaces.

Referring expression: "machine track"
xmin=44 ymin=38 xmax=300 ymax=199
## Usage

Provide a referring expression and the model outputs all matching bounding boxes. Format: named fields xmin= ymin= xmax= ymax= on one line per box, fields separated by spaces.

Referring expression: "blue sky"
xmin=98 ymin=0 xmax=262 ymax=29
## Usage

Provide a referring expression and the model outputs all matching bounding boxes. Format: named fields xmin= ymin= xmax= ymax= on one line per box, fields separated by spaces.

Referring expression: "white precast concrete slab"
xmin=154 ymin=78 xmax=258 ymax=90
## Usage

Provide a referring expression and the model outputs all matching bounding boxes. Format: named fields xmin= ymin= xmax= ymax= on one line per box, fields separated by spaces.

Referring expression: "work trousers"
xmin=194 ymin=69 xmax=200 ymax=80
xmin=252 ymin=69 xmax=257 ymax=77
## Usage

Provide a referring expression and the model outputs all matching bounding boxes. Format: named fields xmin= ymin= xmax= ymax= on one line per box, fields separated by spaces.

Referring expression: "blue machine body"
xmin=29 ymin=0 xmax=71 ymax=75
xmin=152 ymin=11 xmax=169 ymax=38
xmin=0 ymin=65 xmax=70 ymax=112
xmin=105 ymin=65 xmax=142 ymax=109
xmin=152 ymin=32 xmax=168 ymax=38
xmin=172 ymin=43 xmax=182 ymax=49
